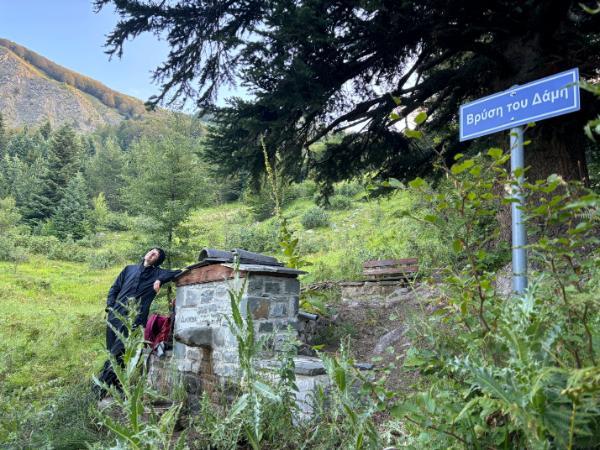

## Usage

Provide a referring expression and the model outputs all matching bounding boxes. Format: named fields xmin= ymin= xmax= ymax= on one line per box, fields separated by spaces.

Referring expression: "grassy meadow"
xmin=0 ymin=184 xmax=450 ymax=445
xmin=1 ymin=170 xmax=598 ymax=449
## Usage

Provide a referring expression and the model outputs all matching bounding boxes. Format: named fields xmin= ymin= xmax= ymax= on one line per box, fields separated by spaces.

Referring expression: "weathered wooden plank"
xmin=363 ymin=258 xmax=418 ymax=268
xmin=176 ymin=264 xmax=243 ymax=287
xmin=363 ymin=266 xmax=419 ymax=276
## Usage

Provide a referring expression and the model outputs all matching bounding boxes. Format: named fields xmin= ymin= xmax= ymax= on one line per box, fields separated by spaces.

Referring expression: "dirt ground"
xmin=315 ymin=283 xmax=440 ymax=393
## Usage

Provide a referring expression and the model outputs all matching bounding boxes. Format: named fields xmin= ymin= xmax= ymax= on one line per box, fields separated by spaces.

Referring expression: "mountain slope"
xmin=0 ymin=39 xmax=147 ymax=132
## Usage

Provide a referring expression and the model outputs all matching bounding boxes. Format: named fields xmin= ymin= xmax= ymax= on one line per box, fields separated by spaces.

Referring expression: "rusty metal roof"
xmin=222 ymin=263 xmax=306 ymax=276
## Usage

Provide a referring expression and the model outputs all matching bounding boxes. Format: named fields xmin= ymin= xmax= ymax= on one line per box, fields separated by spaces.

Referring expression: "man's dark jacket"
xmin=96 ymin=262 xmax=181 ymax=395
xmin=107 ymin=263 xmax=181 ymax=327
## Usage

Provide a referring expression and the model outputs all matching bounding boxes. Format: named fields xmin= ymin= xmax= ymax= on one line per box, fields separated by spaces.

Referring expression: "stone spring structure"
xmin=147 ymin=249 xmax=330 ymax=416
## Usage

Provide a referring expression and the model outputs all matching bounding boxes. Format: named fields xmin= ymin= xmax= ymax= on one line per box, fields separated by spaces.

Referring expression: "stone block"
xmin=283 ymin=278 xmax=300 ymax=295
xmin=290 ymin=295 xmax=299 ymax=316
xmin=175 ymin=309 xmax=200 ymax=332
xmin=222 ymin=351 xmax=239 ymax=363
xmin=216 ymin=363 xmax=239 ymax=378
xmin=212 ymin=329 xmax=225 ymax=346
xmin=273 ymin=334 xmax=287 ymax=351
xmin=173 ymin=342 xmax=187 ymax=359
xmin=259 ymin=321 xmax=274 ymax=332
xmin=247 ymin=277 xmax=264 ymax=296
xmin=294 ymin=373 xmax=331 ymax=420
xmin=200 ymin=288 xmax=215 ymax=303
xmin=247 ymin=297 xmax=270 ymax=319
xmin=264 ymin=280 xmax=283 ymax=295
xmin=186 ymin=347 xmax=202 ymax=361
xmin=270 ymin=302 xmax=288 ymax=318
xmin=176 ymin=327 xmax=213 ymax=348
xmin=276 ymin=320 xmax=298 ymax=331
xmin=175 ymin=290 xmax=185 ymax=308
xmin=177 ymin=359 xmax=193 ymax=372
xmin=294 ymin=356 xmax=326 ymax=376
xmin=184 ymin=288 xmax=201 ymax=307
xmin=214 ymin=284 xmax=230 ymax=301
xmin=225 ymin=332 xmax=238 ymax=347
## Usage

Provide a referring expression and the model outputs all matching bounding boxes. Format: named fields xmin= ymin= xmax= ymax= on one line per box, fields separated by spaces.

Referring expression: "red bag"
xmin=144 ymin=314 xmax=172 ymax=350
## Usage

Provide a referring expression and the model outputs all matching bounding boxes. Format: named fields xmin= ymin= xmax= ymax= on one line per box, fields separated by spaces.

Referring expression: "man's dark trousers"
xmin=96 ymin=313 xmax=130 ymax=396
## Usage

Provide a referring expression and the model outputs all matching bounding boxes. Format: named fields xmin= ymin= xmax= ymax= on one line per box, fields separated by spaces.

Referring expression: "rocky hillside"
xmin=0 ymin=39 xmax=147 ymax=132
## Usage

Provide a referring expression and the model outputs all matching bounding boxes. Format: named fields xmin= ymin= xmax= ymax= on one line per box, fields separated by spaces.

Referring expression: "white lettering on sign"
xmin=532 ymin=87 xmax=569 ymax=105
xmin=466 ymin=87 xmax=570 ymax=127
xmin=466 ymin=106 xmax=504 ymax=126
xmin=507 ymin=99 xmax=528 ymax=112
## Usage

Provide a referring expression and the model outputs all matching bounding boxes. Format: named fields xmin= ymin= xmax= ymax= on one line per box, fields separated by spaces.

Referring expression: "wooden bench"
xmin=362 ymin=258 xmax=419 ymax=281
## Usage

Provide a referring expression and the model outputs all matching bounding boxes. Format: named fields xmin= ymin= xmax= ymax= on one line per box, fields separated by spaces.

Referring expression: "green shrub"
xmin=105 ymin=211 xmax=132 ymax=231
xmin=46 ymin=240 xmax=88 ymax=262
xmin=297 ymin=234 xmax=330 ymax=254
xmin=0 ymin=197 xmax=29 ymax=266
xmin=327 ymin=195 xmax=353 ymax=210
xmin=287 ymin=180 xmax=318 ymax=201
xmin=245 ymin=186 xmax=277 ymax=221
xmin=24 ymin=384 xmax=109 ymax=449
xmin=21 ymin=235 xmax=61 ymax=254
xmin=76 ymin=233 xmax=106 ymax=249
xmin=87 ymin=248 xmax=125 ymax=270
xmin=0 ymin=237 xmax=18 ymax=262
xmin=224 ymin=221 xmax=279 ymax=253
xmin=334 ymin=180 xmax=364 ymax=198
xmin=391 ymin=149 xmax=600 ymax=448
xmin=301 ymin=207 xmax=330 ymax=229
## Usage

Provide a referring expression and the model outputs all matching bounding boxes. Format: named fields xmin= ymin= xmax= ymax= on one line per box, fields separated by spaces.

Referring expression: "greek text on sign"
xmin=459 ymin=68 xmax=580 ymax=141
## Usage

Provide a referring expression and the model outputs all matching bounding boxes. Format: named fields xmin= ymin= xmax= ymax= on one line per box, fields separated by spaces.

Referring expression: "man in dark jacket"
xmin=95 ymin=247 xmax=182 ymax=397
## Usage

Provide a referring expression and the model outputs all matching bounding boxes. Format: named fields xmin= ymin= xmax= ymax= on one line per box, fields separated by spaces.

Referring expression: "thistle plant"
xmin=223 ymin=263 xmax=283 ymax=449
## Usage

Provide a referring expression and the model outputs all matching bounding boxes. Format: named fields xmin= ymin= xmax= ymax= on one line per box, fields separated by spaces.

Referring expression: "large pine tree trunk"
xmin=497 ymin=117 xmax=589 ymax=243
xmin=526 ymin=121 xmax=589 ymax=185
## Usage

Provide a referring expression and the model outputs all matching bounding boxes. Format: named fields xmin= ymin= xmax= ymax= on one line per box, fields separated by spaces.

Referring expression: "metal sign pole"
xmin=459 ymin=69 xmax=579 ymax=294
xmin=510 ymin=126 xmax=527 ymax=294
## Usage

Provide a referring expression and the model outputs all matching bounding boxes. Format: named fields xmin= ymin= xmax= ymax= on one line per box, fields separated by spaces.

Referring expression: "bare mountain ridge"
xmin=0 ymin=38 xmax=149 ymax=132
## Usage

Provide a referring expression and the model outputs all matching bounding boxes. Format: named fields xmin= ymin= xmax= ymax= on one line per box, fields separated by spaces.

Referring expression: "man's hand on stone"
xmin=153 ymin=279 xmax=161 ymax=293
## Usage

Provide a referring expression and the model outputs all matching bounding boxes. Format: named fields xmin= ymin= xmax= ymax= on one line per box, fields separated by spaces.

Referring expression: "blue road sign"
xmin=459 ymin=68 xmax=580 ymax=141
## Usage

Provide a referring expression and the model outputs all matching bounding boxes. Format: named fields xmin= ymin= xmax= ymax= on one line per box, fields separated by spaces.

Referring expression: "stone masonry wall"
xmin=173 ymin=272 xmax=300 ymax=385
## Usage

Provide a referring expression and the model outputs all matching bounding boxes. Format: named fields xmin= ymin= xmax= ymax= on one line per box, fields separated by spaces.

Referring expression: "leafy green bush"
xmin=297 ymin=233 xmax=330 ymax=254
xmin=244 ymin=185 xmax=277 ymax=221
xmin=287 ymin=180 xmax=318 ymax=201
xmin=301 ymin=207 xmax=330 ymax=229
xmin=47 ymin=240 xmax=88 ymax=262
xmin=334 ymin=180 xmax=364 ymax=198
xmin=105 ymin=211 xmax=132 ymax=231
xmin=327 ymin=194 xmax=353 ymax=210
xmin=0 ymin=197 xmax=29 ymax=266
xmin=87 ymin=248 xmax=126 ymax=270
xmin=20 ymin=234 xmax=61 ymax=254
xmin=21 ymin=383 xmax=109 ymax=449
xmin=76 ymin=233 xmax=106 ymax=249
xmin=19 ymin=234 xmax=87 ymax=262
xmin=224 ymin=221 xmax=279 ymax=253
xmin=391 ymin=149 xmax=600 ymax=448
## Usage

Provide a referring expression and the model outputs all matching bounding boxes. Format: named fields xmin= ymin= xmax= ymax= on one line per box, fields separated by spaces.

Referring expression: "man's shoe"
xmin=97 ymin=396 xmax=114 ymax=410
